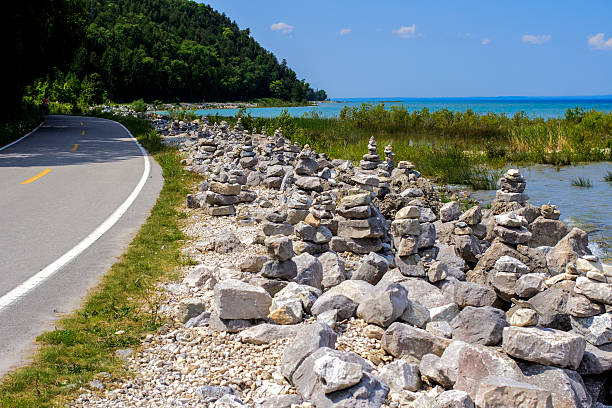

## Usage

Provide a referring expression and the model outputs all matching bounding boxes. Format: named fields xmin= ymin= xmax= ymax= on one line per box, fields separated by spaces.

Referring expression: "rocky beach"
xmin=72 ymin=116 xmax=612 ymax=408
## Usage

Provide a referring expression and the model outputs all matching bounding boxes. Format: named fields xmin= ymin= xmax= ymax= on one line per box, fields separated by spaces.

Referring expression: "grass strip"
xmin=0 ymin=113 xmax=198 ymax=407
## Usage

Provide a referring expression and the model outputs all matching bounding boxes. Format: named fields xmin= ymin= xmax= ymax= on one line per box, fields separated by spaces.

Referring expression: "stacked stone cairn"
xmin=239 ymin=135 xmax=257 ymax=169
xmin=494 ymin=212 xmax=532 ymax=246
xmin=202 ymin=168 xmax=241 ymax=216
xmin=390 ymin=205 xmax=437 ymax=276
xmin=331 ymin=191 xmax=388 ymax=254
xmin=528 ymin=203 xmax=570 ymax=248
xmin=286 ymin=190 xmax=312 ymax=225
xmin=261 ymin=208 xmax=294 ymax=237
xmin=359 ymin=136 xmax=382 ymax=171
xmin=293 ymin=145 xmax=323 ymax=194
xmin=294 ymin=193 xmax=334 ymax=255
xmin=496 ymin=168 xmax=528 ymax=205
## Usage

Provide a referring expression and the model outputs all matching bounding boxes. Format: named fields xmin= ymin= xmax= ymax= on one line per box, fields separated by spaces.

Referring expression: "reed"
xmin=571 ymin=177 xmax=593 ymax=188
xmin=184 ymin=103 xmax=612 ymax=189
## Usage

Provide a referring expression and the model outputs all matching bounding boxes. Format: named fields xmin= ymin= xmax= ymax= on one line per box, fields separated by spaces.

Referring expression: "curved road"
xmin=0 ymin=115 xmax=163 ymax=377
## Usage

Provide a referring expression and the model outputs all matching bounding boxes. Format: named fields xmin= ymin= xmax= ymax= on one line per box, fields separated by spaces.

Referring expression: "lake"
xmin=472 ymin=162 xmax=612 ymax=263
xmin=188 ymin=96 xmax=612 ymax=119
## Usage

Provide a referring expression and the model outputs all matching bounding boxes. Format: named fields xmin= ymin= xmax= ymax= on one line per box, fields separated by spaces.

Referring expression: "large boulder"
xmin=292 ymin=347 xmax=388 ymax=407
xmin=237 ymin=323 xmax=300 ymax=345
xmin=351 ymin=252 xmax=388 ymax=285
xmin=529 ymin=217 xmax=570 ymax=248
xmin=419 ymin=340 xmax=469 ymax=388
xmin=578 ymin=342 xmax=612 ymax=375
xmin=454 ymin=343 xmax=524 ymax=400
xmin=382 ymin=322 xmax=450 ymax=360
xmin=573 ymin=276 xmax=612 ymax=305
xmin=475 ymin=376 xmax=553 ymax=408
xmin=528 ymin=280 xmax=574 ymax=330
xmin=519 ymin=363 xmax=592 ymax=408
xmin=293 ymin=253 xmax=323 ymax=289
xmin=570 ymin=313 xmax=612 ymax=346
xmin=316 ymin=251 xmax=347 ymax=289
xmin=280 ymin=323 xmax=337 ymax=381
xmin=439 ymin=279 xmax=497 ymax=308
xmin=546 ymin=228 xmax=591 ymax=276
xmin=357 ymin=283 xmax=409 ymax=328
xmin=378 ymin=360 xmax=421 ymax=392
xmin=502 ymin=326 xmax=586 ymax=370
xmin=451 ymin=306 xmax=508 ymax=346
xmin=213 ymin=279 xmax=272 ymax=320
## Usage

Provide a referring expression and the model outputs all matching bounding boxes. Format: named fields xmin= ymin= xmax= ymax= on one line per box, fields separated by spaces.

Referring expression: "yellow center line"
xmin=71 ymin=143 xmax=79 ymax=151
xmin=81 ymin=130 xmax=85 ymax=136
xmin=21 ymin=169 xmax=52 ymax=185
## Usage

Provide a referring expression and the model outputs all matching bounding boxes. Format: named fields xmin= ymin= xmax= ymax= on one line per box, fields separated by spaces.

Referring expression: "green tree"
xmin=4 ymin=0 xmax=86 ymax=115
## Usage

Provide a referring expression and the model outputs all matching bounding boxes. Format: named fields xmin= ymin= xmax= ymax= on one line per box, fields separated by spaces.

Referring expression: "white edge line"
xmin=0 ymin=119 xmax=151 ymax=311
xmin=0 ymin=122 xmax=45 ymax=151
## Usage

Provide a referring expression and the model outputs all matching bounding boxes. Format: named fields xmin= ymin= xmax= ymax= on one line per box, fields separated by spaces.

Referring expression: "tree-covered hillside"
xmin=26 ymin=0 xmax=326 ymax=107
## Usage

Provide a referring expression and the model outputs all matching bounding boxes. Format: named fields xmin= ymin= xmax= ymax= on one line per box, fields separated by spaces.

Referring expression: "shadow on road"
xmin=0 ymin=115 xmax=144 ymax=168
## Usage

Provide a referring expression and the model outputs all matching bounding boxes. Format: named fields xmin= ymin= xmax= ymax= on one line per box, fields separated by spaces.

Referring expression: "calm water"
xmin=190 ymin=96 xmax=612 ymax=119
xmin=472 ymin=162 xmax=612 ymax=262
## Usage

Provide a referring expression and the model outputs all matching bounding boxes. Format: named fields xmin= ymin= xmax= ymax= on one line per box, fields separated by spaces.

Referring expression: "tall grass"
xmin=571 ymin=177 xmax=593 ymax=188
xmin=177 ymin=103 xmax=612 ymax=189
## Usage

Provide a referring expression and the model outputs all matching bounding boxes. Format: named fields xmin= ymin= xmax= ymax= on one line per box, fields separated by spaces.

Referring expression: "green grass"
xmin=604 ymin=171 xmax=612 ymax=183
xmin=571 ymin=177 xmax=594 ymax=188
xmin=188 ymin=103 xmax=611 ymax=189
xmin=0 ymin=113 xmax=200 ymax=407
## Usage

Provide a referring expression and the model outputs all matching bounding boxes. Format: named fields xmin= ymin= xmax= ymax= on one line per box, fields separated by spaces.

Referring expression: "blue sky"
xmin=202 ymin=0 xmax=612 ymax=98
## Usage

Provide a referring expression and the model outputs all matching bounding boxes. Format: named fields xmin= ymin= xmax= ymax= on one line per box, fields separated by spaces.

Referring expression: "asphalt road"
xmin=0 ymin=115 xmax=163 ymax=377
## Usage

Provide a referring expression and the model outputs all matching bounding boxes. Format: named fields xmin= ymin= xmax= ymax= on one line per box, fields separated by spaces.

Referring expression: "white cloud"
xmin=270 ymin=22 xmax=294 ymax=35
xmin=339 ymin=28 xmax=352 ymax=36
xmin=393 ymin=24 xmax=417 ymax=39
xmin=521 ymin=34 xmax=551 ymax=45
xmin=588 ymin=33 xmax=612 ymax=50
xmin=481 ymin=37 xmax=490 ymax=45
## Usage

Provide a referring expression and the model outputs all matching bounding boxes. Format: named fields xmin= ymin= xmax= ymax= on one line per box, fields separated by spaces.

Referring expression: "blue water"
xmin=188 ymin=96 xmax=612 ymax=119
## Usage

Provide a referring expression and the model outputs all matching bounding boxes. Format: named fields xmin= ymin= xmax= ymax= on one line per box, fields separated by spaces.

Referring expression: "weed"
xmin=571 ymin=177 xmax=593 ymax=188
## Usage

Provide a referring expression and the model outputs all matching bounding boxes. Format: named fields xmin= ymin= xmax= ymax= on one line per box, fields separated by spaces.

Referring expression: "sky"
xmin=202 ymin=0 xmax=612 ymax=98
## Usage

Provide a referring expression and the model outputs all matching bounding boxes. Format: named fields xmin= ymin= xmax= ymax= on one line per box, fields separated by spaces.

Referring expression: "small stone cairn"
xmin=260 ymin=235 xmax=297 ymax=285
xmin=205 ymin=169 xmax=241 ymax=216
xmin=286 ymin=190 xmax=312 ymax=225
xmin=261 ymin=209 xmax=294 ymax=237
xmin=359 ymin=136 xmax=382 ymax=171
xmin=293 ymin=192 xmax=335 ymax=255
xmin=293 ymin=146 xmax=323 ymax=193
xmin=496 ymin=168 xmax=528 ymax=204
xmin=493 ymin=212 xmax=532 ymax=245
xmin=331 ymin=191 xmax=385 ymax=254
xmin=239 ymin=135 xmax=258 ymax=169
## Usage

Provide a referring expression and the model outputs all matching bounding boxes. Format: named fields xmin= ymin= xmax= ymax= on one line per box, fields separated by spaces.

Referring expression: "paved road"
xmin=0 ymin=115 xmax=163 ymax=377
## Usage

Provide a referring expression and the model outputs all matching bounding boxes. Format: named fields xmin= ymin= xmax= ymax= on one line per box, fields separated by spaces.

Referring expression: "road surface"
xmin=0 ymin=115 xmax=163 ymax=377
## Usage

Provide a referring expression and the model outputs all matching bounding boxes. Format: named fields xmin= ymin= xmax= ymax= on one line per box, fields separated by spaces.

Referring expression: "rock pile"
xmin=77 ymin=114 xmax=612 ymax=408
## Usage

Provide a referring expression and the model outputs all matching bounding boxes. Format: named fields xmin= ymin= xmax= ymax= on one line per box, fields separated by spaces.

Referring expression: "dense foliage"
xmin=4 ymin=0 xmax=86 ymax=116
xmin=24 ymin=0 xmax=326 ymax=109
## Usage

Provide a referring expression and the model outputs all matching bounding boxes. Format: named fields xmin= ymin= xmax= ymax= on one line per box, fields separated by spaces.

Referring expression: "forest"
xmin=18 ymin=0 xmax=326 ymax=112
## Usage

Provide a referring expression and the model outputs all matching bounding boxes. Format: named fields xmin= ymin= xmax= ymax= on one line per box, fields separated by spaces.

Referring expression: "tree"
xmin=4 ymin=0 xmax=86 ymax=115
